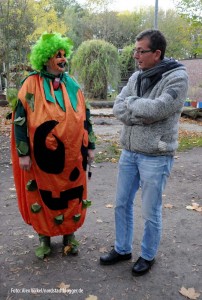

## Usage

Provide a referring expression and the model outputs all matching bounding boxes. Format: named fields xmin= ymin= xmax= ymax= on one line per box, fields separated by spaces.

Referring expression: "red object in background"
xmin=191 ymin=101 xmax=197 ymax=107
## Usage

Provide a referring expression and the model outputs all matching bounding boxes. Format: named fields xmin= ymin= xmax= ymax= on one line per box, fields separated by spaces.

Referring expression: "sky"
xmin=78 ymin=0 xmax=176 ymax=12
xmin=111 ymin=0 xmax=175 ymax=11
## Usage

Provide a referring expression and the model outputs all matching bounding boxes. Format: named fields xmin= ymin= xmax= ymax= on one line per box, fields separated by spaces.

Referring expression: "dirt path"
xmin=91 ymin=108 xmax=202 ymax=136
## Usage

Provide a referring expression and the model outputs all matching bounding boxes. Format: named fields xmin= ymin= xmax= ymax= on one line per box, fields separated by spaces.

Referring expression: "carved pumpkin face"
xmin=33 ymin=120 xmax=88 ymax=211
xmin=46 ymin=49 xmax=67 ymax=75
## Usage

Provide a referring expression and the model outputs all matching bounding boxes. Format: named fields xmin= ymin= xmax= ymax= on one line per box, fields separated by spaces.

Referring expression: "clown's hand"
xmin=87 ymin=149 xmax=95 ymax=164
xmin=19 ymin=155 xmax=32 ymax=171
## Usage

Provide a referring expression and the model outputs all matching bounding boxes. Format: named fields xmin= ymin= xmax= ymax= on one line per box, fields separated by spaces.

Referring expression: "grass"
xmin=178 ymin=130 xmax=202 ymax=151
xmin=95 ymin=139 xmax=121 ymax=163
xmin=95 ymin=130 xmax=202 ymax=163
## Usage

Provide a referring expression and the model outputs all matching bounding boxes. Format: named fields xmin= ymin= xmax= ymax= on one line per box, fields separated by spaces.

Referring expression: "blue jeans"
xmin=114 ymin=149 xmax=174 ymax=260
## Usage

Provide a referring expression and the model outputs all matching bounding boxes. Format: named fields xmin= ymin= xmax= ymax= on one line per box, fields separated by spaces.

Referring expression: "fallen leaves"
xmin=164 ymin=203 xmax=174 ymax=209
xmin=0 ymin=106 xmax=11 ymax=135
xmin=180 ymin=117 xmax=202 ymax=126
xmin=94 ymin=137 xmax=121 ymax=163
xmin=99 ymin=247 xmax=108 ymax=253
xmin=27 ymin=235 xmax=34 ymax=239
xmin=186 ymin=202 xmax=202 ymax=212
xmin=63 ymin=245 xmax=72 ymax=255
xmin=179 ymin=287 xmax=200 ymax=299
xmin=57 ymin=282 xmax=70 ymax=293
xmin=164 ymin=201 xmax=202 ymax=212
xmin=10 ymin=267 xmax=22 ymax=274
xmin=85 ymin=295 xmax=98 ymax=300
xmin=110 ymin=158 xmax=118 ymax=163
xmin=178 ymin=128 xmax=202 ymax=151
xmin=105 ymin=204 xmax=113 ymax=208
xmin=9 ymin=187 xmax=16 ymax=191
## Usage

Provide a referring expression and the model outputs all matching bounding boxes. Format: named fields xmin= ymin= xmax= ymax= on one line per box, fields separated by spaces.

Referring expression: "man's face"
xmin=133 ymin=37 xmax=161 ymax=70
xmin=46 ymin=50 xmax=67 ymax=75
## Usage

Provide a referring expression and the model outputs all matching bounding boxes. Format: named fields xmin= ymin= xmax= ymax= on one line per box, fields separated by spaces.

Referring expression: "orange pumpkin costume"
xmin=11 ymin=72 xmax=92 ymax=237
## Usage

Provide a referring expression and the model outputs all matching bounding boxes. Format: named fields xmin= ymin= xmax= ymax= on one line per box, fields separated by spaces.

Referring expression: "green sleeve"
xmin=86 ymin=106 xmax=96 ymax=150
xmin=14 ymin=100 xmax=30 ymax=156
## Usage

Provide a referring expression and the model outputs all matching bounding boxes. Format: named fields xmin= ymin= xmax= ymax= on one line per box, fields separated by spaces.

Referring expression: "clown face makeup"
xmin=46 ymin=50 xmax=67 ymax=75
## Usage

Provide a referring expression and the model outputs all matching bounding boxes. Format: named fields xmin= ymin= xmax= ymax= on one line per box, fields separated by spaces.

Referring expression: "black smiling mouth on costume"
xmin=39 ymin=186 xmax=84 ymax=210
xmin=58 ymin=62 xmax=66 ymax=68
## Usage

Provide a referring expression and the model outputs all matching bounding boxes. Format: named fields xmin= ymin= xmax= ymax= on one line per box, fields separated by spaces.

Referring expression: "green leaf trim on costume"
xmin=82 ymin=199 xmax=92 ymax=209
xmin=54 ymin=88 xmax=66 ymax=111
xmin=16 ymin=141 xmax=29 ymax=155
xmin=54 ymin=214 xmax=64 ymax=225
xmin=69 ymin=238 xmax=79 ymax=247
xmin=89 ymin=131 xmax=97 ymax=144
xmin=88 ymin=117 xmax=94 ymax=125
xmin=13 ymin=116 xmax=26 ymax=126
xmin=26 ymin=180 xmax=37 ymax=191
xmin=73 ymin=214 xmax=81 ymax=222
xmin=35 ymin=244 xmax=51 ymax=259
xmin=63 ymin=73 xmax=79 ymax=111
xmin=31 ymin=202 xmax=42 ymax=213
xmin=25 ymin=92 xmax=34 ymax=111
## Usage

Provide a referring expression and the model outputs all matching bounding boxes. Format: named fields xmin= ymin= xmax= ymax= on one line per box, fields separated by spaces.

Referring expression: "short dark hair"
xmin=136 ymin=29 xmax=167 ymax=60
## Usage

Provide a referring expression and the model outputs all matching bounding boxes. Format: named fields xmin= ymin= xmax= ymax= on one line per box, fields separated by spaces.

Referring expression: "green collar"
xmin=40 ymin=71 xmax=80 ymax=111
xmin=25 ymin=71 xmax=79 ymax=111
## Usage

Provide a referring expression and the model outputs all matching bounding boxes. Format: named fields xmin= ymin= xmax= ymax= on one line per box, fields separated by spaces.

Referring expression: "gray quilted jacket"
xmin=113 ymin=66 xmax=188 ymax=156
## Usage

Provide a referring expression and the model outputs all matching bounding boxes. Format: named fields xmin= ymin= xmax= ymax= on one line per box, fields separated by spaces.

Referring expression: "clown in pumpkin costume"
xmin=11 ymin=33 xmax=95 ymax=259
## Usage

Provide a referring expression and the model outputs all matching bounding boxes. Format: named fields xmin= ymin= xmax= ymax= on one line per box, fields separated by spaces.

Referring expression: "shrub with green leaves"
xmin=7 ymin=88 xmax=18 ymax=111
xmin=71 ymin=39 xmax=120 ymax=99
xmin=119 ymin=45 xmax=136 ymax=80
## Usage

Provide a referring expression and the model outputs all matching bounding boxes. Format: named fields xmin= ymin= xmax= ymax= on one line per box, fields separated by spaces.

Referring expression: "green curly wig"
xmin=30 ymin=32 xmax=73 ymax=71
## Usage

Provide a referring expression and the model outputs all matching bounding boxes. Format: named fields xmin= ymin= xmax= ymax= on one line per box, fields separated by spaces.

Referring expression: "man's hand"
xmin=19 ymin=155 xmax=32 ymax=171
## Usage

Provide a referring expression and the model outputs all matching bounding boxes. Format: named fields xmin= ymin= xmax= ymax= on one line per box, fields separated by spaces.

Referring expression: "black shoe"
xmin=132 ymin=257 xmax=155 ymax=276
xmin=100 ymin=248 xmax=132 ymax=265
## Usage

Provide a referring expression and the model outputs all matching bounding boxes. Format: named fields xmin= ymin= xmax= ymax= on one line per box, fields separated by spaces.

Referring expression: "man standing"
xmin=100 ymin=29 xmax=188 ymax=276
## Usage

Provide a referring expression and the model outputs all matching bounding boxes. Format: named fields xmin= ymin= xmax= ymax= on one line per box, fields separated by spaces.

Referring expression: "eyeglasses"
xmin=133 ymin=49 xmax=153 ymax=55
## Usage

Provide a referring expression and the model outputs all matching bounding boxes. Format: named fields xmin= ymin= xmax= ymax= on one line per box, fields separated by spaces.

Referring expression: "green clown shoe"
xmin=63 ymin=233 xmax=79 ymax=256
xmin=35 ymin=235 xmax=51 ymax=259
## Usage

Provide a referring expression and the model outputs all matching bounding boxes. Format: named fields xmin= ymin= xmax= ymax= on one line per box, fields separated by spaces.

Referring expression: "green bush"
xmin=71 ymin=39 xmax=120 ymax=99
xmin=119 ymin=45 xmax=136 ymax=80
xmin=7 ymin=87 xmax=18 ymax=111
